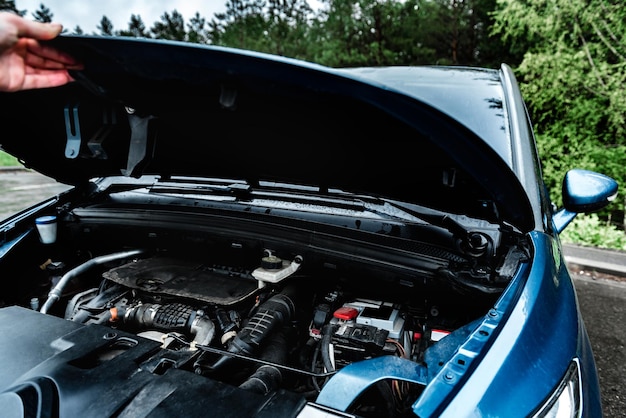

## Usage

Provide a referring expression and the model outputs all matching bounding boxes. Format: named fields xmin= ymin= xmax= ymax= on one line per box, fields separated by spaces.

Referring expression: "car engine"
xmin=11 ymin=238 xmax=499 ymax=417
xmin=0 ymin=197 xmax=525 ymax=417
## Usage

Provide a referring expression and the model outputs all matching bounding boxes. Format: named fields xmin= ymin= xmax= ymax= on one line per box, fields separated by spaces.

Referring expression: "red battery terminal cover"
xmin=333 ymin=306 xmax=359 ymax=321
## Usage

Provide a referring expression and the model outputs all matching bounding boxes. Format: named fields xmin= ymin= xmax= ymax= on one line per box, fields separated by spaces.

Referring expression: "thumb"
xmin=7 ymin=13 xmax=62 ymax=40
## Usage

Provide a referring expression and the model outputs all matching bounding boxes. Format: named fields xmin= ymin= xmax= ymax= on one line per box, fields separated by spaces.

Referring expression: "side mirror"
xmin=553 ymin=169 xmax=618 ymax=233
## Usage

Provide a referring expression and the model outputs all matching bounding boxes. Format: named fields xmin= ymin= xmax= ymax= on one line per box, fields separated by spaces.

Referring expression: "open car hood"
xmin=0 ymin=36 xmax=533 ymax=232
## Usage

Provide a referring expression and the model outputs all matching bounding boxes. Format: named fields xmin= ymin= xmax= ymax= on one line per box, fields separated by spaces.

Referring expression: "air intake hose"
xmin=204 ymin=288 xmax=296 ymax=372
xmin=40 ymin=249 xmax=147 ymax=314
xmin=119 ymin=303 xmax=215 ymax=349
xmin=238 ymin=326 xmax=289 ymax=394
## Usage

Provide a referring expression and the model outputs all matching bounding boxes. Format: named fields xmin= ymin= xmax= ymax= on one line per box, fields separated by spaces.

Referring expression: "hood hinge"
xmin=64 ymin=104 xmax=81 ymax=159
xmin=64 ymin=104 xmax=121 ymax=161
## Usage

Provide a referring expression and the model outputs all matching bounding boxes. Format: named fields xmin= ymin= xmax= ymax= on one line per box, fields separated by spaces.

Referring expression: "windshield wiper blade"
xmin=149 ymin=181 xmax=252 ymax=198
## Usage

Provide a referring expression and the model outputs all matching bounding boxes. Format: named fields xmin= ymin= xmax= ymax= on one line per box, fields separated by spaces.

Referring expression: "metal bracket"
xmin=64 ymin=104 xmax=121 ymax=160
xmin=121 ymin=113 xmax=155 ymax=178
xmin=64 ymin=104 xmax=81 ymax=159
xmin=87 ymin=108 xmax=118 ymax=160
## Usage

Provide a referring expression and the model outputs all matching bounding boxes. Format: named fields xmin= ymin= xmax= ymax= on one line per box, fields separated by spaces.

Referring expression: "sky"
xmin=17 ymin=1 xmax=228 ymax=34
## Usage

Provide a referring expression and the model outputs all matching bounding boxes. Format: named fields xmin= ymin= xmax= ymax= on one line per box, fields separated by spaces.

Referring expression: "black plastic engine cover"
xmin=102 ymin=257 xmax=259 ymax=305
xmin=0 ymin=306 xmax=306 ymax=418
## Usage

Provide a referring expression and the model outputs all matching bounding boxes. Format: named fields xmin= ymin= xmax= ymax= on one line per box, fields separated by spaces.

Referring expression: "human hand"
xmin=0 ymin=12 xmax=82 ymax=92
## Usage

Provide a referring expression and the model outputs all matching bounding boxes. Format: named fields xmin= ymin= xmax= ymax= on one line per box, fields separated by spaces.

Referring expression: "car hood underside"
xmin=0 ymin=36 xmax=533 ymax=232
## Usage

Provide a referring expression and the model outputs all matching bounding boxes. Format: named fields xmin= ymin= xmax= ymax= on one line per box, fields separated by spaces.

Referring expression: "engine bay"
xmin=0 ymin=202 xmax=528 ymax=417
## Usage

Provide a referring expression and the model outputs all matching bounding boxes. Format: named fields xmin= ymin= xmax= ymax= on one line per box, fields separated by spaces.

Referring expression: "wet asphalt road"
xmin=0 ymin=168 xmax=71 ymax=216
xmin=0 ymin=169 xmax=625 ymax=417
xmin=574 ymin=276 xmax=626 ymax=417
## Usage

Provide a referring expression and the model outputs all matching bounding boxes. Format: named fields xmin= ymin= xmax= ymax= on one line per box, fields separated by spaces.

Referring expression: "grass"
xmin=0 ymin=151 xmax=19 ymax=167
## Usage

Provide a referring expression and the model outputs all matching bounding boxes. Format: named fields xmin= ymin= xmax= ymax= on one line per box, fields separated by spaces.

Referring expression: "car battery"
xmin=331 ymin=322 xmax=392 ymax=367
xmin=341 ymin=300 xmax=405 ymax=339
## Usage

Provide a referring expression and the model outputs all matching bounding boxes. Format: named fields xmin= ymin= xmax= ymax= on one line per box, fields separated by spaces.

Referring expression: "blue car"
xmin=0 ymin=36 xmax=616 ymax=417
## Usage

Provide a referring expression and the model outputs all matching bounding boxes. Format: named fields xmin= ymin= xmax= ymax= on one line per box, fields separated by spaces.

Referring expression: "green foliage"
xmin=260 ymin=0 xmax=312 ymax=59
xmin=0 ymin=0 xmax=25 ymax=15
xmin=560 ymin=213 xmax=626 ymax=251
xmin=309 ymin=0 xmax=401 ymax=66
xmin=423 ymin=0 xmax=519 ymax=67
xmin=186 ymin=13 xmax=208 ymax=44
xmin=118 ymin=14 xmax=150 ymax=38
xmin=0 ymin=151 xmax=19 ymax=167
xmin=210 ymin=0 xmax=268 ymax=50
xmin=307 ymin=0 xmax=433 ymax=66
xmin=31 ymin=3 xmax=52 ymax=22
xmin=14 ymin=0 xmax=519 ymax=68
xmin=97 ymin=15 xmax=114 ymax=36
xmin=150 ymin=10 xmax=187 ymax=41
xmin=493 ymin=0 xmax=626 ymax=227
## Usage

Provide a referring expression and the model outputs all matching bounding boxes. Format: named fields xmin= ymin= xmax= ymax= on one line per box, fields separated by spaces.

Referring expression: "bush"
xmin=560 ymin=213 xmax=626 ymax=251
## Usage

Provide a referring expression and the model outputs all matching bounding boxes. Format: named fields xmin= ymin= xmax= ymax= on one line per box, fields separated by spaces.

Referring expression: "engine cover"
xmin=103 ymin=257 xmax=259 ymax=305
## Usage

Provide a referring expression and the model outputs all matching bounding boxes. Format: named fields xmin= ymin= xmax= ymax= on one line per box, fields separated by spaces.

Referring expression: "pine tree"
xmin=118 ymin=14 xmax=150 ymax=38
xmin=31 ymin=3 xmax=52 ymax=23
xmin=211 ymin=0 xmax=267 ymax=50
xmin=264 ymin=0 xmax=312 ymax=57
xmin=150 ymin=10 xmax=186 ymax=41
xmin=187 ymin=12 xmax=207 ymax=44
xmin=0 ymin=0 xmax=25 ymax=16
xmin=97 ymin=15 xmax=114 ymax=36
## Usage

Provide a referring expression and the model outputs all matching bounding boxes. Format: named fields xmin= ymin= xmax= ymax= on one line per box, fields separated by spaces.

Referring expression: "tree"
xmin=210 ymin=0 xmax=267 ymax=50
xmin=493 ymin=0 xmax=626 ymax=227
xmin=469 ymin=0 xmax=524 ymax=68
xmin=118 ymin=14 xmax=150 ymax=38
xmin=31 ymin=3 xmax=52 ymax=23
xmin=308 ymin=0 xmax=388 ymax=67
xmin=97 ymin=15 xmax=114 ymax=36
xmin=72 ymin=25 xmax=83 ymax=35
xmin=187 ymin=12 xmax=208 ymax=44
xmin=206 ymin=18 xmax=223 ymax=45
xmin=370 ymin=0 xmax=439 ymax=65
xmin=402 ymin=0 xmax=520 ymax=67
xmin=309 ymin=0 xmax=439 ymax=67
xmin=262 ymin=0 xmax=313 ymax=58
xmin=150 ymin=10 xmax=186 ymax=41
xmin=0 ymin=0 xmax=25 ymax=16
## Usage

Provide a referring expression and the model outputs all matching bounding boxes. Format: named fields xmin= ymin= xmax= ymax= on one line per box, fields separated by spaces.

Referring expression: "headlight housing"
xmin=533 ymin=359 xmax=582 ymax=418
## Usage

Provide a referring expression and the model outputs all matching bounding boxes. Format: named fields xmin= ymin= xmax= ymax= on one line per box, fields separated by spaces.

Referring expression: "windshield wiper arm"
xmin=363 ymin=198 xmax=495 ymax=257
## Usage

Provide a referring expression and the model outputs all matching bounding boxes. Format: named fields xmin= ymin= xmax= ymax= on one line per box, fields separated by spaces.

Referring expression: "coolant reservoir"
xmin=252 ymin=254 xmax=302 ymax=288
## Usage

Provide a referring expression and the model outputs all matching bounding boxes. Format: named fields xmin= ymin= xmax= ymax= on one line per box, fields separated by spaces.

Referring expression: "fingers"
xmin=0 ymin=13 xmax=80 ymax=91
xmin=24 ymin=39 xmax=83 ymax=69
xmin=2 ymin=38 xmax=82 ymax=91
xmin=0 ymin=59 xmax=73 ymax=92
xmin=21 ymin=70 xmax=74 ymax=90
xmin=2 ymin=12 xmax=62 ymax=41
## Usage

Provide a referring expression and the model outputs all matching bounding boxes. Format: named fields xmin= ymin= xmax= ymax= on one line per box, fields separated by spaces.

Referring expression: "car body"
xmin=0 ymin=36 xmax=617 ymax=417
